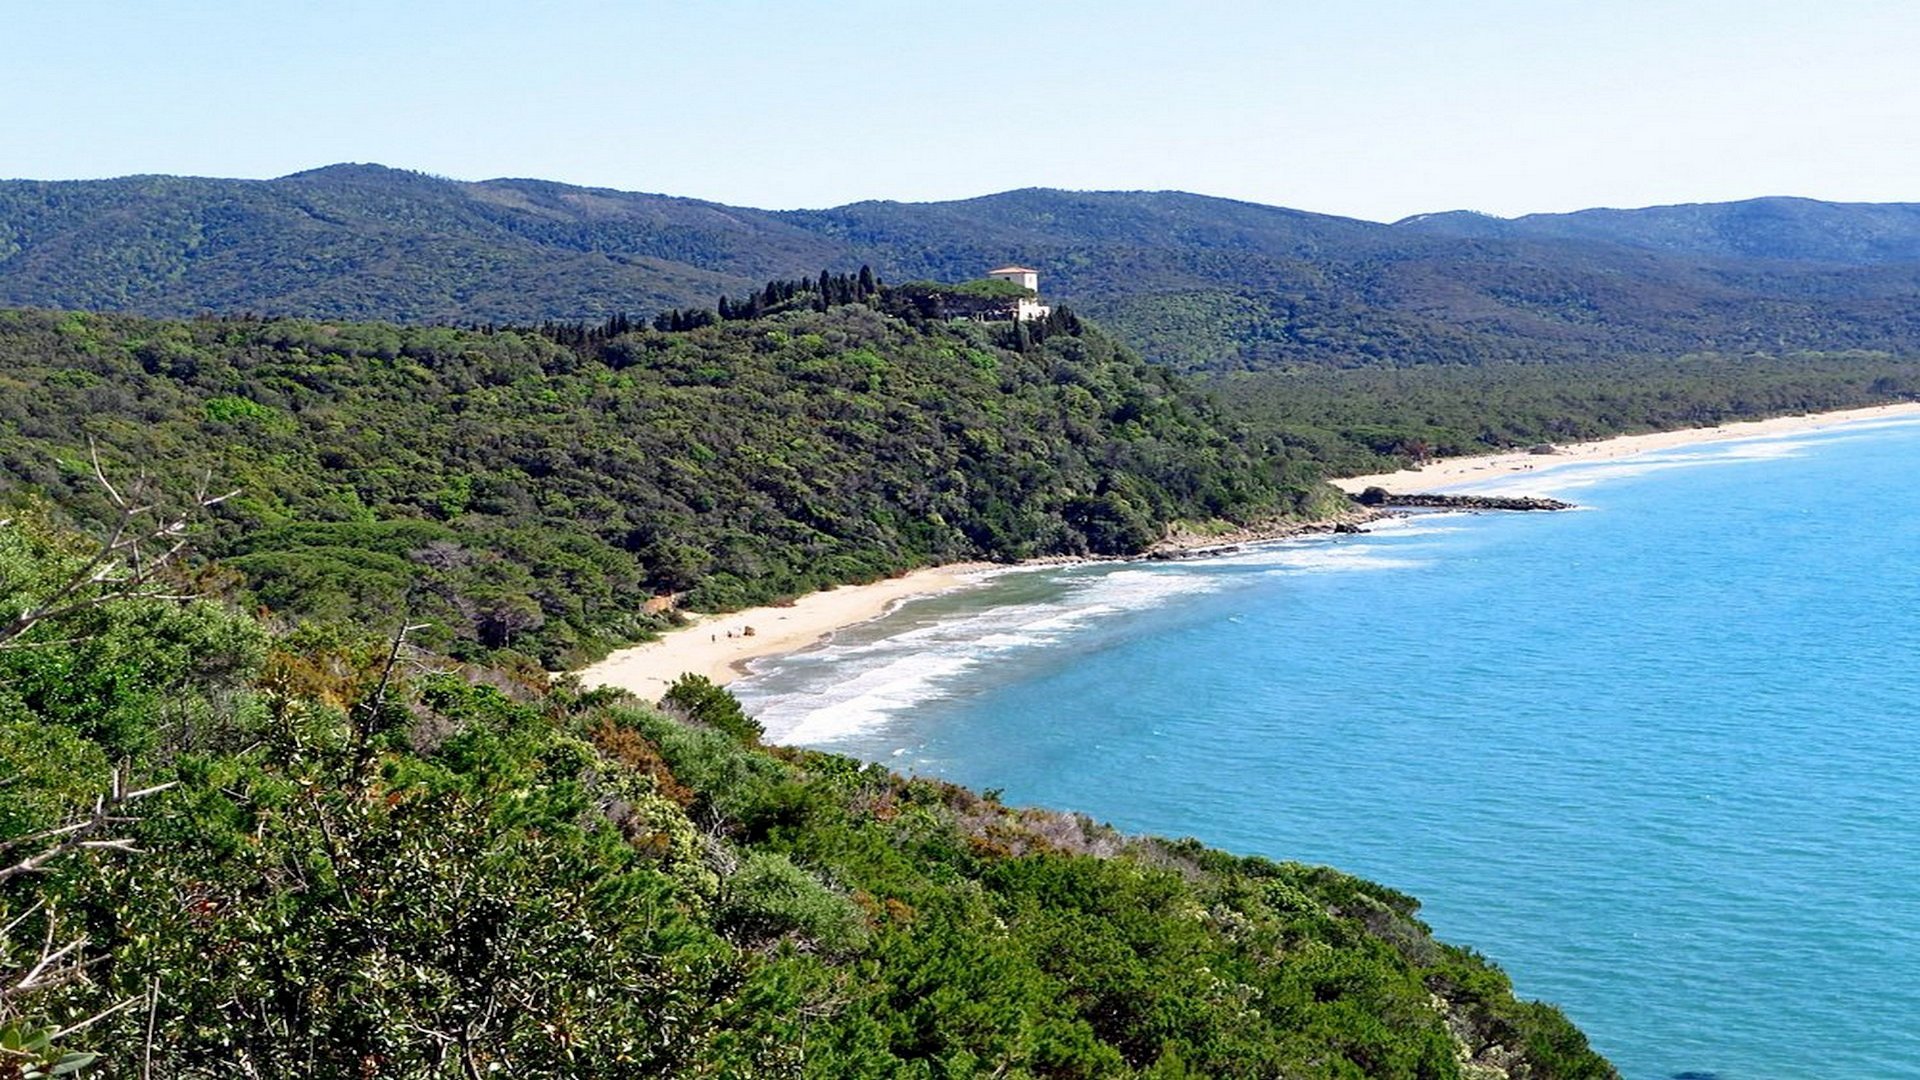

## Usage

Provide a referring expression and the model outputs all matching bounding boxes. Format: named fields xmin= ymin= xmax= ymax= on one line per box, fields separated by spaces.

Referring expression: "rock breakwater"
xmin=1353 ymin=488 xmax=1574 ymax=512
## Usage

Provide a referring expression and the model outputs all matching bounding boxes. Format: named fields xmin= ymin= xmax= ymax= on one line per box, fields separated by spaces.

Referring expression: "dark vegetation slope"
xmin=0 ymin=166 xmax=830 ymax=321
xmin=1218 ymin=351 xmax=1920 ymax=476
xmin=9 ymin=166 xmax=1920 ymax=372
xmin=0 ymin=298 xmax=1331 ymax=669
xmin=1398 ymin=196 xmax=1920 ymax=264
xmin=0 ymin=511 xmax=1616 ymax=1078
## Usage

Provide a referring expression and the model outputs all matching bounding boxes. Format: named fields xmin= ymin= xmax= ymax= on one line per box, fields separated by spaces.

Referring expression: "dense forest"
xmin=9 ymin=166 xmax=1920 ymax=372
xmin=6 ymin=288 xmax=1918 ymax=673
xmin=0 ymin=507 xmax=1616 ymax=1078
xmin=7 ymin=180 xmax=1919 ymax=1075
xmin=0 ymin=298 xmax=1334 ymax=670
xmin=1214 ymin=351 xmax=1920 ymax=476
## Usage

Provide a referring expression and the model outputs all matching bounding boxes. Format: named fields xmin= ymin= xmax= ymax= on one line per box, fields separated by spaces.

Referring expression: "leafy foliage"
xmin=0 ymin=512 xmax=1618 ymax=1076
xmin=1213 ymin=352 xmax=1920 ymax=476
xmin=8 ymin=168 xmax=1920 ymax=372
xmin=0 ymin=303 xmax=1324 ymax=668
xmin=661 ymin=673 xmax=763 ymax=744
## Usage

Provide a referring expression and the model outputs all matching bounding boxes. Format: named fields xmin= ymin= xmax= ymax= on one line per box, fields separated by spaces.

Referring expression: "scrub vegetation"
xmin=0 ymin=297 xmax=1333 ymax=670
xmin=0 ymin=505 xmax=1616 ymax=1078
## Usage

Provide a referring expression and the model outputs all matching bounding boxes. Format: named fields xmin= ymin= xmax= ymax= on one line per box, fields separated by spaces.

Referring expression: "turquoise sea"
xmin=734 ymin=417 xmax=1920 ymax=1080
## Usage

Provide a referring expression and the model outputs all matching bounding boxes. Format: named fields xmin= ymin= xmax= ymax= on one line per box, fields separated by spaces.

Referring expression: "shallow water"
xmin=735 ymin=419 xmax=1920 ymax=1080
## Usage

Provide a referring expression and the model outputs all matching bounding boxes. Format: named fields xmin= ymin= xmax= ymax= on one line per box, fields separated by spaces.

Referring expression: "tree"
xmin=0 ymin=454 xmax=242 ymax=1077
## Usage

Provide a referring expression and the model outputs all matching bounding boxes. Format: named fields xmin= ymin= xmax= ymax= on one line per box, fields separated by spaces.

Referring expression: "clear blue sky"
xmin=5 ymin=0 xmax=1917 ymax=221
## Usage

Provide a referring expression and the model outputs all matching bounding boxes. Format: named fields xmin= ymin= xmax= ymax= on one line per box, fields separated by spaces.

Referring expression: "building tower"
xmin=985 ymin=264 xmax=1050 ymax=321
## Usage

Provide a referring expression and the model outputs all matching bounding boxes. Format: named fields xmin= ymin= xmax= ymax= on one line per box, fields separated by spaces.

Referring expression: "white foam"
xmin=1358 ymin=519 xmax=1464 ymax=538
xmin=1205 ymin=541 xmax=1429 ymax=573
xmin=740 ymin=565 xmax=1224 ymax=743
xmin=770 ymin=651 xmax=974 ymax=744
xmin=1260 ymin=550 xmax=1428 ymax=573
xmin=744 ymin=530 xmax=1456 ymax=743
xmin=1455 ymin=432 xmax=1845 ymax=497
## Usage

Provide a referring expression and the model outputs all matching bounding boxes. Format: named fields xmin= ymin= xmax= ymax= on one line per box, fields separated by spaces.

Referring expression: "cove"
xmin=737 ymin=418 xmax=1920 ymax=1080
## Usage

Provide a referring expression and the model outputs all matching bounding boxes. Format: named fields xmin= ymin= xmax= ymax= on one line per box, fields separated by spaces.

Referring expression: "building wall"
xmin=988 ymin=269 xmax=1039 ymax=293
xmin=1016 ymin=298 xmax=1051 ymax=321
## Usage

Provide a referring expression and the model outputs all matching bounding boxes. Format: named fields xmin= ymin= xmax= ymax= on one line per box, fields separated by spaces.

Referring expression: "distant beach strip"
xmin=1331 ymin=400 xmax=1920 ymax=496
xmin=577 ymin=400 xmax=1920 ymax=702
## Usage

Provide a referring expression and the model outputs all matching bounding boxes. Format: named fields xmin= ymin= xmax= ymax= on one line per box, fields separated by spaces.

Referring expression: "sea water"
xmin=734 ymin=418 xmax=1920 ymax=1080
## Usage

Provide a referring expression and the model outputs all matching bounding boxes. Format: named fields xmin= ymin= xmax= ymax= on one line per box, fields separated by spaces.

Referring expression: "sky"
xmin=4 ymin=0 xmax=1918 ymax=222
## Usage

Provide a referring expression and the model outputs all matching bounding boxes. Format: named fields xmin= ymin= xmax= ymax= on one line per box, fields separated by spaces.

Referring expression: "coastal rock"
xmin=1141 ymin=507 xmax=1390 ymax=559
xmin=1147 ymin=544 xmax=1243 ymax=561
xmin=1354 ymin=491 xmax=1574 ymax=512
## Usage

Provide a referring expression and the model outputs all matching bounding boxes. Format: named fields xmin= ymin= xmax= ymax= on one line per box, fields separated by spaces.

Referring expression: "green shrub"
xmin=662 ymin=673 xmax=762 ymax=743
xmin=719 ymin=850 xmax=865 ymax=952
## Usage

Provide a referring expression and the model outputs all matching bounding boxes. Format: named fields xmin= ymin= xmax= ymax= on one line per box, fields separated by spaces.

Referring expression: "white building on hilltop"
xmin=986 ymin=264 xmax=1052 ymax=321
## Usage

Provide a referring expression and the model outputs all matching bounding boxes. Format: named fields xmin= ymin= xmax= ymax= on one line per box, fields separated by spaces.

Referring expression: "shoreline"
xmin=575 ymin=563 xmax=996 ymax=702
xmin=578 ymin=400 xmax=1920 ymax=703
xmin=573 ymin=510 xmax=1383 ymax=702
xmin=1328 ymin=400 xmax=1920 ymax=495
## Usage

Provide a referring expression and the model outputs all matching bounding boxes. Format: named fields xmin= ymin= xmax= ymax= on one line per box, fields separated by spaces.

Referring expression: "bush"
xmin=661 ymin=674 xmax=762 ymax=743
xmin=719 ymin=850 xmax=866 ymax=952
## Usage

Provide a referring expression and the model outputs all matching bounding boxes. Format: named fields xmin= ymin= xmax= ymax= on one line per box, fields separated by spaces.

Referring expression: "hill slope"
xmin=1397 ymin=196 xmax=1920 ymax=264
xmin=7 ymin=166 xmax=1920 ymax=370
xmin=0 ymin=164 xmax=836 ymax=320
xmin=0 ymin=299 xmax=1330 ymax=668
xmin=0 ymin=512 xmax=1618 ymax=1077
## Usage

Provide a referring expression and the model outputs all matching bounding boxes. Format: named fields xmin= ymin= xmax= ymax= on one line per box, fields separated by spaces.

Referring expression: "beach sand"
xmin=1329 ymin=401 xmax=1920 ymax=495
xmin=578 ymin=400 xmax=1920 ymax=702
xmin=576 ymin=563 xmax=994 ymax=701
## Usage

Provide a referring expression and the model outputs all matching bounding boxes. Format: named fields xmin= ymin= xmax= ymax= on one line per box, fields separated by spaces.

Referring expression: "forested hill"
xmin=0 ymin=298 xmax=1333 ymax=669
xmin=0 ymin=510 xmax=1617 ymax=1077
xmin=9 ymin=165 xmax=1920 ymax=371
xmin=1397 ymin=196 xmax=1920 ymax=264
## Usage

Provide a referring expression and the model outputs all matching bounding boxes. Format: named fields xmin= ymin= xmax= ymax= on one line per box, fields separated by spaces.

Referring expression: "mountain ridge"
xmin=6 ymin=164 xmax=1920 ymax=369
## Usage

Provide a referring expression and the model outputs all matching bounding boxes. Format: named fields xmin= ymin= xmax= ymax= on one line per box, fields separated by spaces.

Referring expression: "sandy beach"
xmin=573 ymin=513 xmax=1371 ymax=702
xmin=579 ymin=400 xmax=1920 ymax=703
xmin=577 ymin=563 xmax=995 ymax=701
xmin=1329 ymin=401 xmax=1920 ymax=495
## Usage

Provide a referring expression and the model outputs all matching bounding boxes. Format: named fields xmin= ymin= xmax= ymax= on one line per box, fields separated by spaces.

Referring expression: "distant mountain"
xmin=0 ymin=164 xmax=838 ymax=321
xmin=5 ymin=165 xmax=1920 ymax=369
xmin=1396 ymin=196 xmax=1920 ymax=264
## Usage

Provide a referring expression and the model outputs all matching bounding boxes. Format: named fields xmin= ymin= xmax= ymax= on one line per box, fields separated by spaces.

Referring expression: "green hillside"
xmin=8 ymin=167 xmax=1920 ymax=372
xmin=1216 ymin=351 xmax=1920 ymax=476
xmin=0 ymin=296 xmax=1330 ymax=669
xmin=0 ymin=165 xmax=830 ymax=320
xmin=0 ymin=511 xmax=1617 ymax=1078
xmin=1398 ymin=196 xmax=1920 ymax=263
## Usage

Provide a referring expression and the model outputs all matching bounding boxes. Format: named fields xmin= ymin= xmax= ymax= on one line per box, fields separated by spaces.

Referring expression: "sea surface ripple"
xmin=734 ymin=419 xmax=1920 ymax=1080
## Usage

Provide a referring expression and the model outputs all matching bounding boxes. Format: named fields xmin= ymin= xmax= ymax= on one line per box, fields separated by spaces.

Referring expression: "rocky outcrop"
xmin=1354 ymin=488 xmax=1573 ymax=512
xmin=1144 ymin=507 xmax=1389 ymax=559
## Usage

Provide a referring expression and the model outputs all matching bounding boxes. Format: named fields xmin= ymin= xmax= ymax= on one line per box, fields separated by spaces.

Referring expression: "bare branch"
xmin=48 ymin=992 xmax=144 ymax=1040
xmin=0 ymin=771 xmax=176 ymax=883
xmin=143 ymin=975 xmax=160 ymax=1080
xmin=88 ymin=437 xmax=126 ymax=510
xmin=0 ymin=636 xmax=94 ymax=652
xmin=0 ymin=900 xmax=45 ymax=941
xmin=121 ymin=781 xmax=178 ymax=802
xmin=0 ymin=819 xmax=96 ymax=854
xmin=0 ymin=452 xmax=238 ymax=647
